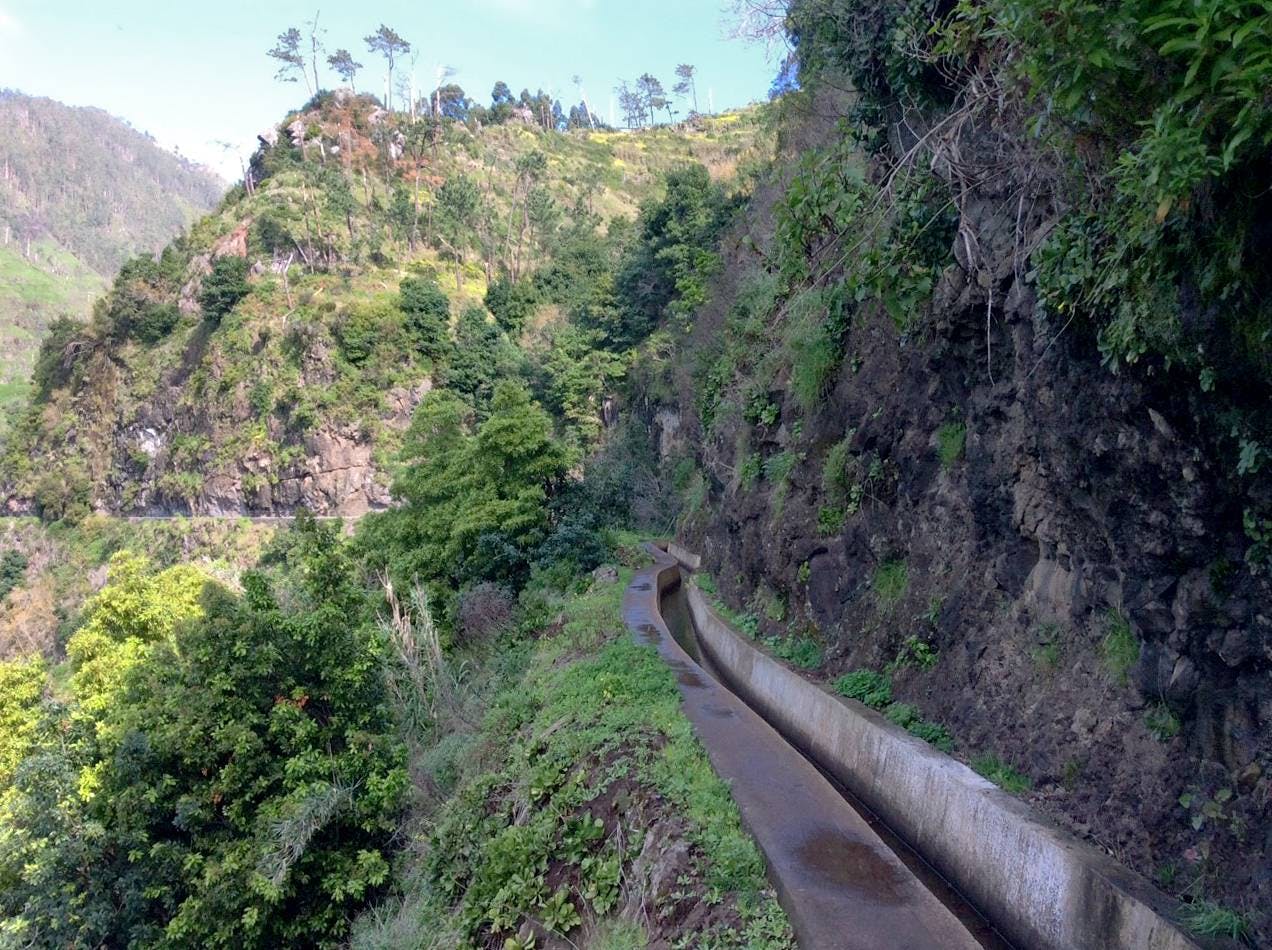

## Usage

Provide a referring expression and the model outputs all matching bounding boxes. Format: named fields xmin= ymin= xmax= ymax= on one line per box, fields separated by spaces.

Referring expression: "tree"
xmin=636 ymin=74 xmax=668 ymax=126
xmin=198 ymin=256 xmax=251 ymax=323
xmin=400 ymin=275 xmax=451 ymax=360
xmin=571 ymin=74 xmax=596 ymax=130
xmin=381 ymin=382 xmax=570 ymax=587
xmin=674 ymin=64 xmax=699 ymax=115
xmin=485 ymin=278 xmax=539 ymax=336
xmin=3 ymin=531 xmax=407 ymax=947
xmin=615 ymin=81 xmax=645 ymax=128
xmin=435 ymin=83 xmax=470 ymax=120
xmin=490 ymin=81 xmax=515 ymax=123
xmin=327 ymin=48 xmax=362 ymax=91
xmin=268 ymin=28 xmax=312 ymax=95
xmin=725 ymin=0 xmax=790 ymax=57
xmin=506 ymin=151 xmax=548 ymax=278
xmin=436 ymin=174 xmax=482 ymax=292
xmin=364 ymin=24 xmax=411 ymax=111
xmin=444 ymin=306 xmax=504 ymax=410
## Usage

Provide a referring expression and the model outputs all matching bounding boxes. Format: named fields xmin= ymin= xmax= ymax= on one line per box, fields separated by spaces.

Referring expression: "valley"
xmin=0 ymin=3 xmax=1269 ymax=948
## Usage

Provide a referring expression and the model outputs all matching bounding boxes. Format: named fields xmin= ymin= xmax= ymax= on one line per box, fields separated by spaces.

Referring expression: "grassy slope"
xmin=0 ymin=241 xmax=104 ymax=433
xmin=354 ymin=554 xmax=793 ymax=950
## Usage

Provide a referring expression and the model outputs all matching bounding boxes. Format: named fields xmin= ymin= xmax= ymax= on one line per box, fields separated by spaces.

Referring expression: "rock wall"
xmin=648 ymin=104 xmax=1272 ymax=937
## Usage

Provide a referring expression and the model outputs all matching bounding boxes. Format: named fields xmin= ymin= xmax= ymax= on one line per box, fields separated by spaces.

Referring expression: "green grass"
xmin=1100 ymin=610 xmax=1140 ymax=685
xmin=817 ymin=505 xmax=847 ymax=535
xmin=872 ymin=559 xmax=909 ymax=607
xmin=936 ymin=421 xmax=966 ymax=468
xmin=788 ymin=310 xmax=839 ymax=412
xmin=765 ymin=635 xmax=822 ymax=670
xmin=907 ymin=720 xmax=955 ymax=753
xmin=833 ymin=670 xmax=892 ymax=709
xmin=1182 ymin=901 xmax=1252 ymax=943
xmin=972 ymin=754 xmax=1032 ymax=794
xmin=1031 ymin=622 xmax=1063 ymax=670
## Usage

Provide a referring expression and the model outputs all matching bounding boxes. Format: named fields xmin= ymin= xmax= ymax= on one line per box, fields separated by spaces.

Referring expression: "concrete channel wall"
xmin=671 ymin=554 xmax=1198 ymax=950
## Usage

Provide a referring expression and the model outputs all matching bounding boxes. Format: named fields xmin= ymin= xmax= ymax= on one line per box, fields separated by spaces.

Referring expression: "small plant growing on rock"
xmin=888 ymin=635 xmax=938 ymax=672
xmin=1144 ymin=702 xmax=1181 ymax=741
xmin=972 ymin=754 xmax=1032 ymax=794
xmin=817 ymin=505 xmax=847 ymax=535
xmin=834 ymin=670 xmax=892 ymax=709
xmin=765 ymin=635 xmax=822 ymax=670
xmin=1031 ymin=621 xmax=1063 ymax=670
xmin=872 ymin=559 xmax=908 ymax=607
xmin=884 ymin=702 xmax=920 ymax=727
xmin=1100 ymin=610 xmax=1140 ymax=685
xmin=1182 ymin=901 xmax=1252 ymax=943
xmin=907 ymin=720 xmax=954 ymax=753
xmin=936 ymin=421 xmax=966 ymax=469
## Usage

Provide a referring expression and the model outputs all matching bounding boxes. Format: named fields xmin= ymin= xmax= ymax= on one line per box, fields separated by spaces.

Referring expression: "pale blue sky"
xmin=0 ymin=1 xmax=776 ymax=180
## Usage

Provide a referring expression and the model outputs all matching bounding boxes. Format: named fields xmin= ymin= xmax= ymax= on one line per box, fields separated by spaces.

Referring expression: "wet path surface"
xmin=623 ymin=547 xmax=989 ymax=950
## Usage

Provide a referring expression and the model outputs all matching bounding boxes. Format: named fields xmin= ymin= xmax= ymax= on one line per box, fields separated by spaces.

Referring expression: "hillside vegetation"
xmin=1 ymin=90 xmax=767 ymax=520
xmin=635 ymin=0 xmax=1272 ymax=942
xmin=0 ymin=91 xmax=224 ymax=431
xmin=0 ymin=49 xmax=790 ymax=943
xmin=2 ymin=2 xmax=1270 ymax=946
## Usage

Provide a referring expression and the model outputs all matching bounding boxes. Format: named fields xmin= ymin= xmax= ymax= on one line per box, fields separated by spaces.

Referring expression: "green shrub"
xmin=907 ymin=720 xmax=954 ymax=753
xmin=872 ymin=559 xmax=908 ymax=606
xmin=834 ymin=670 xmax=892 ymax=709
xmin=883 ymin=702 xmax=920 ymax=728
xmin=131 ymin=302 xmax=181 ymax=344
xmin=0 ymin=550 xmax=28 ymax=602
xmin=817 ymin=506 xmax=847 ymax=535
xmin=1145 ymin=703 xmax=1181 ymax=741
xmin=198 ymin=256 xmax=251 ymax=323
xmin=766 ymin=635 xmax=822 ymax=670
xmin=763 ymin=451 xmax=797 ymax=484
xmin=1101 ymin=611 xmax=1140 ymax=684
xmin=33 ymin=465 xmax=92 ymax=525
xmin=972 ymin=754 xmax=1032 ymax=794
xmin=936 ymin=421 xmax=966 ymax=468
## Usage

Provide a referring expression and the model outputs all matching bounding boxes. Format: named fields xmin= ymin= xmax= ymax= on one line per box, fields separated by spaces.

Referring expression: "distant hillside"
xmin=0 ymin=90 xmax=224 ymax=428
xmin=0 ymin=90 xmax=768 ymax=519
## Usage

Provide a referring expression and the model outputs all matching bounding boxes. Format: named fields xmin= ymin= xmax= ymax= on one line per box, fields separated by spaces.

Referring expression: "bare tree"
xmin=304 ymin=11 xmax=326 ymax=93
xmin=724 ymin=0 xmax=790 ymax=59
xmin=572 ymin=74 xmax=596 ymax=130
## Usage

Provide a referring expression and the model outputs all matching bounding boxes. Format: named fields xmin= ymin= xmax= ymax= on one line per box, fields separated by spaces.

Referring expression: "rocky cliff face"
xmin=643 ymin=96 xmax=1272 ymax=936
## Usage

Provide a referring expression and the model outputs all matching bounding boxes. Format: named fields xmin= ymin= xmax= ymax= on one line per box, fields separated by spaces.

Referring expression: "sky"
xmin=0 ymin=0 xmax=778 ymax=181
